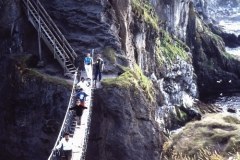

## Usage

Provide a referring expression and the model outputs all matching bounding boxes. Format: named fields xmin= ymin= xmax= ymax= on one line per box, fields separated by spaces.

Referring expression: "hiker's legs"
xmin=64 ymin=150 xmax=72 ymax=160
xmin=98 ymin=71 xmax=102 ymax=81
xmin=85 ymin=65 xmax=92 ymax=79
xmin=94 ymin=70 xmax=98 ymax=81
xmin=76 ymin=116 xmax=80 ymax=125
xmin=94 ymin=70 xmax=99 ymax=87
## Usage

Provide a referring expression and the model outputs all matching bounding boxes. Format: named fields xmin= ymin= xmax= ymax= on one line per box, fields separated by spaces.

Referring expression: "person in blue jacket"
xmin=84 ymin=53 xmax=93 ymax=80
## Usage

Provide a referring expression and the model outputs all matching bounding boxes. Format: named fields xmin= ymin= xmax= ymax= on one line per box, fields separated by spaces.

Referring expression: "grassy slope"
xmin=163 ymin=113 xmax=240 ymax=160
xmin=102 ymin=64 xmax=155 ymax=102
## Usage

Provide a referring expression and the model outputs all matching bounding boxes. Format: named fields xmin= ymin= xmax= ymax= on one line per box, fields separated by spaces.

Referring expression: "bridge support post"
xmin=27 ymin=0 xmax=30 ymax=20
xmin=37 ymin=1 xmax=42 ymax=61
xmin=38 ymin=27 xmax=42 ymax=61
xmin=53 ymin=38 xmax=56 ymax=59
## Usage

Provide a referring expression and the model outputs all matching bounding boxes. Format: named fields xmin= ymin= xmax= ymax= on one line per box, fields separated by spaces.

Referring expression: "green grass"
xmin=163 ymin=113 xmax=240 ymax=159
xmin=14 ymin=55 xmax=71 ymax=89
xmin=132 ymin=0 xmax=159 ymax=30
xmin=103 ymin=47 xmax=116 ymax=64
xmin=102 ymin=64 xmax=155 ymax=101
xmin=155 ymin=31 xmax=190 ymax=64
xmin=23 ymin=69 xmax=71 ymax=89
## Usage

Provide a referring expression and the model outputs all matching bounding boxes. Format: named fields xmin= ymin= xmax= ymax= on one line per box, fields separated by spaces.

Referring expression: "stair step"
xmin=66 ymin=64 xmax=74 ymax=67
xmin=24 ymin=1 xmax=77 ymax=76
xmin=69 ymin=70 xmax=76 ymax=73
xmin=71 ymin=123 xmax=76 ymax=127
xmin=65 ymin=61 xmax=72 ymax=64
xmin=67 ymin=67 xmax=76 ymax=70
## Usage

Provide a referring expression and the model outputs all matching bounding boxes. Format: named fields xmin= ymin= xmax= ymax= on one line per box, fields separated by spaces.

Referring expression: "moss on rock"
xmin=22 ymin=69 xmax=71 ymax=89
xmin=163 ymin=113 xmax=240 ymax=159
xmin=14 ymin=55 xmax=71 ymax=89
xmin=102 ymin=64 xmax=155 ymax=101
xmin=132 ymin=0 xmax=159 ymax=30
xmin=155 ymin=31 xmax=190 ymax=65
xmin=103 ymin=47 xmax=116 ymax=64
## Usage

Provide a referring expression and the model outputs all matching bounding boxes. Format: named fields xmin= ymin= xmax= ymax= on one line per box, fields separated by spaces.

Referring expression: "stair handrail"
xmin=22 ymin=0 xmax=77 ymax=63
xmin=30 ymin=0 xmax=77 ymax=62
xmin=48 ymin=69 xmax=78 ymax=160
xmin=22 ymin=0 xmax=75 ymax=72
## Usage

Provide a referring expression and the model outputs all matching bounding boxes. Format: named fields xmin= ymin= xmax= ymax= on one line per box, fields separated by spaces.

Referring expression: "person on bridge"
xmin=75 ymin=88 xmax=88 ymax=107
xmin=76 ymin=77 xmax=89 ymax=91
xmin=70 ymin=99 xmax=87 ymax=125
xmin=94 ymin=54 xmax=104 ymax=87
xmin=84 ymin=53 xmax=93 ymax=80
xmin=56 ymin=132 xmax=74 ymax=160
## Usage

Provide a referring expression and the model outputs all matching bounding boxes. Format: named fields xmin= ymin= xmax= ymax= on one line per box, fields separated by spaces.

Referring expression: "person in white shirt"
xmin=56 ymin=132 xmax=74 ymax=160
xmin=77 ymin=77 xmax=89 ymax=91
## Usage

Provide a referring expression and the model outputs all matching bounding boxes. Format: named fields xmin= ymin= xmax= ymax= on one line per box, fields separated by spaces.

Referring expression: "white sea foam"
xmin=219 ymin=20 xmax=240 ymax=35
xmin=226 ymin=47 xmax=240 ymax=56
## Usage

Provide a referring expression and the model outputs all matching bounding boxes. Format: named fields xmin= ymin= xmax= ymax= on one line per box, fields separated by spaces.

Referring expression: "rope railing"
xmin=22 ymin=0 xmax=96 ymax=158
xmin=78 ymin=49 xmax=95 ymax=160
xmin=48 ymin=49 xmax=95 ymax=160
xmin=48 ymin=70 xmax=78 ymax=160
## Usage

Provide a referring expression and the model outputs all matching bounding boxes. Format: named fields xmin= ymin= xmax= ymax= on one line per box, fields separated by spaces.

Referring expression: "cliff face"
xmin=151 ymin=0 xmax=191 ymax=41
xmin=87 ymin=67 xmax=162 ymax=160
xmin=2 ymin=0 xmax=240 ymax=159
xmin=0 ymin=55 xmax=71 ymax=160
xmin=0 ymin=0 xmax=198 ymax=159
xmin=187 ymin=2 xmax=240 ymax=97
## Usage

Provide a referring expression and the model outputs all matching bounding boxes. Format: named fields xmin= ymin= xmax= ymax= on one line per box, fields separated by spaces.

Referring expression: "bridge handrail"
xmin=78 ymin=49 xmax=95 ymax=160
xmin=47 ymin=70 xmax=78 ymax=160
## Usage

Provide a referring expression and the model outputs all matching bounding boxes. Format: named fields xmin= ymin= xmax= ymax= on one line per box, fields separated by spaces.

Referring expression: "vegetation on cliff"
xmin=163 ymin=113 xmax=240 ymax=160
xmin=131 ymin=0 xmax=159 ymax=30
xmin=103 ymin=47 xmax=116 ymax=64
xmin=155 ymin=30 xmax=190 ymax=64
xmin=102 ymin=64 xmax=155 ymax=101
xmin=15 ymin=55 xmax=71 ymax=89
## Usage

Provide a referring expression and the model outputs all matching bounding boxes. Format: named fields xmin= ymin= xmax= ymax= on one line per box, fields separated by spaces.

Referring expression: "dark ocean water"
xmin=207 ymin=4 xmax=240 ymax=106
xmin=203 ymin=93 xmax=240 ymax=115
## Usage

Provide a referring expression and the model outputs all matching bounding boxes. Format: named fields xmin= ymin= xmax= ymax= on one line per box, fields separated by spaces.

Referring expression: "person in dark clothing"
xmin=69 ymin=99 xmax=87 ymax=125
xmin=94 ymin=54 xmax=104 ymax=87
xmin=75 ymin=88 xmax=88 ymax=104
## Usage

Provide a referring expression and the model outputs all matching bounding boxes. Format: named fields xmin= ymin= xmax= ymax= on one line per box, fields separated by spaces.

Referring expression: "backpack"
xmin=96 ymin=58 xmax=104 ymax=71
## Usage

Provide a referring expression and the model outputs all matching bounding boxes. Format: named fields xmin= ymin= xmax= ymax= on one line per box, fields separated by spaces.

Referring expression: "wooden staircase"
xmin=22 ymin=0 xmax=77 ymax=76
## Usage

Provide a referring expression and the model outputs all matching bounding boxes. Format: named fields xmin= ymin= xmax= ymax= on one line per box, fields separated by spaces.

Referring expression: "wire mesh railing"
xmin=48 ymin=70 xmax=78 ymax=160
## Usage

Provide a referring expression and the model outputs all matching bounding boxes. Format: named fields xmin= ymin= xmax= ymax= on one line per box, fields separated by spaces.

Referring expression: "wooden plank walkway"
xmin=72 ymin=83 xmax=92 ymax=160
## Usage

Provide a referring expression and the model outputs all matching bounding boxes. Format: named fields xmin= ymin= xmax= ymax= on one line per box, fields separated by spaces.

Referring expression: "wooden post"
xmin=37 ymin=2 xmax=42 ymax=61
xmin=27 ymin=0 xmax=29 ymax=19
xmin=53 ymin=38 xmax=56 ymax=59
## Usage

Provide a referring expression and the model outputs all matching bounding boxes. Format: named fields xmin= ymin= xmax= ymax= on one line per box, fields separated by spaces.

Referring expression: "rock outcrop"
xmin=86 ymin=66 xmax=162 ymax=160
xmin=2 ymin=0 xmax=240 ymax=159
xmin=151 ymin=0 xmax=191 ymax=41
xmin=187 ymin=2 xmax=240 ymax=97
xmin=0 ymin=55 xmax=71 ymax=160
xmin=163 ymin=113 xmax=240 ymax=159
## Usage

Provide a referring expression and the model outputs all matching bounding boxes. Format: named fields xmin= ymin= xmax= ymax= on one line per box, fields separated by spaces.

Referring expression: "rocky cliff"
xmin=0 ymin=55 xmax=71 ymax=160
xmin=0 ymin=0 xmax=198 ymax=159
xmin=86 ymin=66 xmax=162 ymax=160
xmin=187 ymin=2 xmax=240 ymax=97
xmin=1 ymin=0 xmax=240 ymax=159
